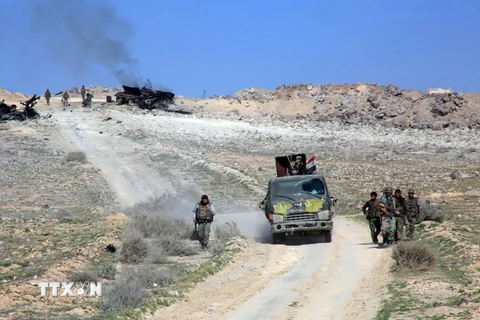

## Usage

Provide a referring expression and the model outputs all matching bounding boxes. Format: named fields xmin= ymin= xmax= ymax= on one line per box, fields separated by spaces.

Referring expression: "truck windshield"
xmin=272 ymin=177 xmax=326 ymax=198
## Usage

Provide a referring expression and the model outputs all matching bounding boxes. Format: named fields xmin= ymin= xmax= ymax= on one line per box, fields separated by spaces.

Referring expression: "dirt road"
xmin=47 ymin=104 xmax=390 ymax=320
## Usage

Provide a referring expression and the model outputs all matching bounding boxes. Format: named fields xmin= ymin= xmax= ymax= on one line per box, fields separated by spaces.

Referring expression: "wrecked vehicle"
xmin=260 ymin=154 xmax=336 ymax=243
xmin=115 ymin=85 xmax=175 ymax=110
xmin=0 ymin=95 xmax=40 ymax=121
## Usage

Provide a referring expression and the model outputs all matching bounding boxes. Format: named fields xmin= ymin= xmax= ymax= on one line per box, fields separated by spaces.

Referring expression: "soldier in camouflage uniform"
xmin=44 ymin=89 xmax=51 ymax=105
xmin=379 ymin=187 xmax=397 ymax=246
xmin=393 ymin=189 xmax=408 ymax=242
xmin=362 ymin=191 xmax=382 ymax=244
xmin=192 ymin=195 xmax=216 ymax=249
xmin=82 ymin=93 xmax=93 ymax=108
xmin=81 ymin=85 xmax=87 ymax=101
xmin=405 ymin=188 xmax=420 ymax=240
xmin=62 ymin=91 xmax=69 ymax=107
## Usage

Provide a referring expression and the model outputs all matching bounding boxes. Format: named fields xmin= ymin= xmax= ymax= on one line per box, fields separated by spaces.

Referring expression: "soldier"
xmin=44 ymin=89 xmax=51 ymax=105
xmin=290 ymin=156 xmax=305 ymax=175
xmin=82 ymin=93 xmax=93 ymax=108
xmin=62 ymin=91 xmax=69 ymax=107
xmin=405 ymin=188 xmax=420 ymax=240
xmin=362 ymin=191 xmax=382 ymax=244
xmin=192 ymin=195 xmax=216 ymax=249
xmin=393 ymin=189 xmax=408 ymax=243
xmin=81 ymin=85 xmax=87 ymax=101
xmin=379 ymin=187 xmax=397 ymax=246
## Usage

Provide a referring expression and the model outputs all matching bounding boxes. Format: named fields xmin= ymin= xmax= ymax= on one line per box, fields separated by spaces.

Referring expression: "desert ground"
xmin=1 ymin=83 xmax=480 ymax=319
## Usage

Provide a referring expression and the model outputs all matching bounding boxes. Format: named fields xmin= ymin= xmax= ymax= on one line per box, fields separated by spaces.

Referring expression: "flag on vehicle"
xmin=306 ymin=155 xmax=316 ymax=174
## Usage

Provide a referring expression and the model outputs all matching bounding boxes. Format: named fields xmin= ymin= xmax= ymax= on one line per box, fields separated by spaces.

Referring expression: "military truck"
xmin=260 ymin=154 xmax=336 ymax=243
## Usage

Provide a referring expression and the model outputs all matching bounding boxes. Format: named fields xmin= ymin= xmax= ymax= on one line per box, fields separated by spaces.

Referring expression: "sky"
xmin=0 ymin=0 xmax=479 ymax=97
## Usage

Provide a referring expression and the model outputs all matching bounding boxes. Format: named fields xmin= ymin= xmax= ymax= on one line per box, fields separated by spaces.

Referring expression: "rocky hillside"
xmin=196 ymin=83 xmax=480 ymax=130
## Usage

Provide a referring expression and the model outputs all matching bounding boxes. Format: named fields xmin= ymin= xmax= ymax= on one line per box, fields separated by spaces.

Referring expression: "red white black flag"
xmin=306 ymin=155 xmax=316 ymax=174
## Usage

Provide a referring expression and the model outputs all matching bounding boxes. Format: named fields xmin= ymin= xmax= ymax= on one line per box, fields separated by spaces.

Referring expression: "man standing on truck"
xmin=362 ymin=192 xmax=382 ymax=244
xmin=192 ymin=195 xmax=216 ymax=249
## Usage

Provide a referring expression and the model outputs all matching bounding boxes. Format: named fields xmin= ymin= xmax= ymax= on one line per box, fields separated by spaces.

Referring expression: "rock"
xmin=305 ymin=84 xmax=313 ymax=91
xmin=401 ymin=118 xmax=411 ymax=129
xmin=386 ymin=84 xmax=401 ymax=96
xmin=431 ymin=105 xmax=452 ymax=116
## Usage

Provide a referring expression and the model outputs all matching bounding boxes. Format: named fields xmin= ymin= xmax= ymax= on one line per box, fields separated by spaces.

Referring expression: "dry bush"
xmin=214 ymin=221 xmax=240 ymax=240
xmin=70 ymin=270 xmax=99 ymax=283
xmin=392 ymin=241 xmax=437 ymax=271
xmin=155 ymin=236 xmax=197 ymax=256
xmin=145 ymin=245 xmax=168 ymax=264
xmin=97 ymin=262 xmax=117 ymax=280
xmin=64 ymin=151 xmax=86 ymax=163
xmin=417 ymin=200 xmax=444 ymax=223
xmin=102 ymin=271 xmax=148 ymax=310
xmin=130 ymin=213 xmax=192 ymax=239
xmin=119 ymin=230 xmax=148 ymax=263
xmin=209 ymin=242 xmax=226 ymax=256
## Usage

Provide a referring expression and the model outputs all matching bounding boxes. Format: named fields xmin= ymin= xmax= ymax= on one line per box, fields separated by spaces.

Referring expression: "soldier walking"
xmin=192 ymin=195 xmax=216 ymax=249
xmin=393 ymin=189 xmax=407 ymax=243
xmin=379 ymin=187 xmax=397 ymax=246
xmin=62 ymin=91 xmax=69 ymax=107
xmin=405 ymin=188 xmax=420 ymax=240
xmin=81 ymin=85 xmax=87 ymax=101
xmin=44 ymin=89 xmax=51 ymax=105
xmin=362 ymin=192 xmax=382 ymax=244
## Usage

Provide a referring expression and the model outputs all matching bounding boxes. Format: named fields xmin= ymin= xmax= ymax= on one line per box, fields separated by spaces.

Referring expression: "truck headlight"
xmin=272 ymin=214 xmax=284 ymax=223
xmin=317 ymin=210 xmax=330 ymax=220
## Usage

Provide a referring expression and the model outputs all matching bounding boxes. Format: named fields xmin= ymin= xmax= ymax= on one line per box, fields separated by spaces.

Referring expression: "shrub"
xmin=130 ymin=213 xmax=192 ymax=239
xmin=64 ymin=151 xmax=86 ymax=163
xmin=392 ymin=241 xmax=437 ymax=271
xmin=156 ymin=236 xmax=197 ymax=256
xmin=145 ymin=245 xmax=168 ymax=264
xmin=102 ymin=272 xmax=148 ymax=310
xmin=417 ymin=200 xmax=444 ymax=223
xmin=70 ymin=270 xmax=99 ymax=283
xmin=209 ymin=242 xmax=226 ymax=256
xmin=214 ymin=221 xmax=240 ymax=240
xmin=97 ymin=262 xmax=117 ymax=280
xmin=120 ymin=231 xmax=148 ymax=263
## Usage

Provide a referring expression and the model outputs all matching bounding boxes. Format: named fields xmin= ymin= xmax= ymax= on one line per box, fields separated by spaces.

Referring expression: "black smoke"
xmin=28 ymin=0 xmax=142 ymax=86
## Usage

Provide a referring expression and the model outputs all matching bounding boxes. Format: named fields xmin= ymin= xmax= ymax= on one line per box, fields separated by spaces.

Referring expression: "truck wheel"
xmin=272 ymin=234 xmax=286 ymax=244
xmin=324 ymin=230 xmax=332 ymax=243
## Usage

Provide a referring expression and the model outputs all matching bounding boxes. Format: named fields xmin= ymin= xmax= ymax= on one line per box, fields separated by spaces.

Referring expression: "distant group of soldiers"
xmin=362 ymin=187 xmax=420 ymax=246
xmin=43 ymin=85 xmax=92 ymax=108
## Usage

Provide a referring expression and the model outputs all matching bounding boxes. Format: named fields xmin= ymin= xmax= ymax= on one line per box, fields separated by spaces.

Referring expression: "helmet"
xmin=384 ymin=187 xmax=393 ymax=193
xmin=408 ymin=188 xmax=415 ymax=193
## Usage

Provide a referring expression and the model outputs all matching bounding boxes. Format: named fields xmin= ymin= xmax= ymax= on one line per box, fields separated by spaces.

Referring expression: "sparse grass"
xmin=63 ymin=151 xmax=87 ymax=163
xmin=392 ymin=241 xmax=438 ymax=271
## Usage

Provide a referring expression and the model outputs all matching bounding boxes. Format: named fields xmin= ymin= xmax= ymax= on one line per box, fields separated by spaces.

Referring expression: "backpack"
xmin=196 ymin=203 xmax=213 ymax=221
